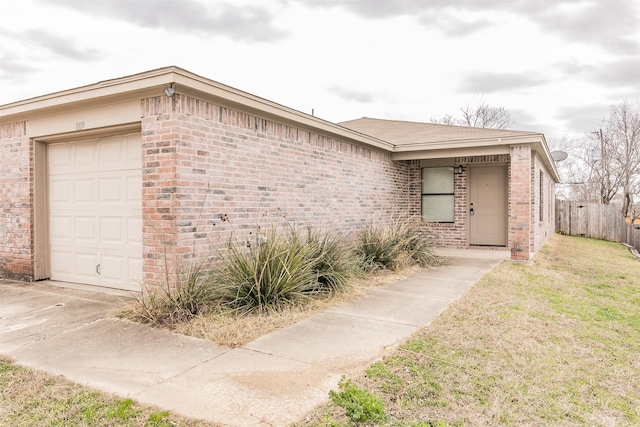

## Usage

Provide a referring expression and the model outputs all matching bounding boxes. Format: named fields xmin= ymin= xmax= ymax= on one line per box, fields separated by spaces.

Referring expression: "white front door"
xmin=48 ymin=134 xmax=142 ymax=290
xmin=469 ymin=166 xmax=507 ymax=246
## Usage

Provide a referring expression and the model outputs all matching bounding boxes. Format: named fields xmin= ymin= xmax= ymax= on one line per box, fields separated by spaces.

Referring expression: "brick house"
xmin=0 ymin=66 xmax=558 ymax=291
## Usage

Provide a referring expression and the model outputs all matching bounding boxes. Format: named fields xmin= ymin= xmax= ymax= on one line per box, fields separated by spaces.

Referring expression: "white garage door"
xmin=48 ymin=134 xmax=142 ymax=291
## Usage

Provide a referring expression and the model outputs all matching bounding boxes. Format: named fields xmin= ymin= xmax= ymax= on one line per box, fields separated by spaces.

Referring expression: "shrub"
xmin=130 ymin=262 xmax=215 ymax=326
xmin=214 ymin=225 xmax=319 ymax=313
xmin=355 ymin=216 xmax=439 ymax=271
xmin=329 ymin=377 xmax=388 ymax=424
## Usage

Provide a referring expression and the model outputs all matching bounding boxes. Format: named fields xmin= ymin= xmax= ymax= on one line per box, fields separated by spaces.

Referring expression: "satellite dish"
xmin=551 ymin=150 xmax=568 ymax=162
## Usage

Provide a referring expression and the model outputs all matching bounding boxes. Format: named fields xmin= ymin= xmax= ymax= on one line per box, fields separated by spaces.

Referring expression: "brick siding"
xmin=509 ymin=145 xmax=532 ymax=259
xmin=140 ymin=94 xmax=409 ymax=287
xmin=0 ymin=121 xmax=33 ymax=281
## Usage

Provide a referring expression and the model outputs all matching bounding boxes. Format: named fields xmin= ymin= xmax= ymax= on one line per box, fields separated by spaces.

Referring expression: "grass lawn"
xmin=0 ymin=356 xmax=221 ymax=427
xmin=301 ymin=234 xmax=640 ymax=426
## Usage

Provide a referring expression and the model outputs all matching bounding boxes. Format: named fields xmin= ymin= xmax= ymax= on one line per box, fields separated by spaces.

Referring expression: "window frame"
xmin=421 ymin=166 xmax=455 ymax=223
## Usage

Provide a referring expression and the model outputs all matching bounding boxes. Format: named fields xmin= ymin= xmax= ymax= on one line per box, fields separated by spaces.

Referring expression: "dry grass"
xmin=0 ymin=356 xmax=220 ymax=427
xmin=301 ymin=234 xmax=640 ymax=426
xmin=173 ymin=268 xmax=419 ymax=347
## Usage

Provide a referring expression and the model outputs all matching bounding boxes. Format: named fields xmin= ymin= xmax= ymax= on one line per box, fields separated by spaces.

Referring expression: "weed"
xmin=329 ymin=377 xmax=388 ymax=424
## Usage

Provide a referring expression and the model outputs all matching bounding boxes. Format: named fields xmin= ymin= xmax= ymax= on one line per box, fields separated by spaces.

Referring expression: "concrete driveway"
xmin=0 ymin=252 xmax=505 ymax=426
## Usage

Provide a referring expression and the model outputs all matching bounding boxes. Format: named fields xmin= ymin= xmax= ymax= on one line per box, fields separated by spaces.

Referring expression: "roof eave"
xmin=391 ymin=133 xmax=560 ymax=182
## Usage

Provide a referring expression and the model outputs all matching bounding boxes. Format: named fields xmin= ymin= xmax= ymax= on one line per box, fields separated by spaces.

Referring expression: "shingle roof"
xmin=338 ymin=117 xmax=540 ymax=147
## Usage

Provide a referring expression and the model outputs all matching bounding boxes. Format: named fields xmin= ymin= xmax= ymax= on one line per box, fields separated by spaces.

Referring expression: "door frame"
xmin=468 ymin=164 xmax=508 ymax=246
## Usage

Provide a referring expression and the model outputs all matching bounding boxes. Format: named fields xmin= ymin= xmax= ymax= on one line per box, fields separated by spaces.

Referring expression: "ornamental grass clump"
xmin=355 ymin=215 xmax=439 ymax=271
xmin=298 ymin=226 xmax=359 ymax=293
xmin=130 ymin=262 xmax=216 ymax=326
xmin=214 ymin=225 xmax=319 ymax=313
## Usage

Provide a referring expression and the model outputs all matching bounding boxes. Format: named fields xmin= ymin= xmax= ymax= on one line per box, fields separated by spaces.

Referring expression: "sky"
xmin=1 ymin=0 xmax=639 ymax=142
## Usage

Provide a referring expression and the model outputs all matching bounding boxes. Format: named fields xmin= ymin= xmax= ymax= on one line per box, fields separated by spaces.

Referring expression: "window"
xmin=539 ymin=171 xmax=544 ymax=222
xmin=422 ymin=167 xmax=454 ymax=222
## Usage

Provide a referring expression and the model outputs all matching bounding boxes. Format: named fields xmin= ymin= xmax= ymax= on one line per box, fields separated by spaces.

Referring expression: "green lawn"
xmin=303 ymin=234 xmax=640 ymax=426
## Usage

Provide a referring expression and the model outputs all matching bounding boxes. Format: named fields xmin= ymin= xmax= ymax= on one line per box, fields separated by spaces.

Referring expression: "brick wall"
xmin=0 ymin=121 xmax=33 ymax=281
xmin=141 ymin=94 xmax=409 ymax=287
xmin=509 ymin=145 xmax=532 ymax=260
xmin=533 ymin=152 xmax=556 ymax=252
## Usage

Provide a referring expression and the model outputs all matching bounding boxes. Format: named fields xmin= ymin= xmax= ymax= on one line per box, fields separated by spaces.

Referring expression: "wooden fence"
xmin=555 ymin=199 xmax=640 ymax=252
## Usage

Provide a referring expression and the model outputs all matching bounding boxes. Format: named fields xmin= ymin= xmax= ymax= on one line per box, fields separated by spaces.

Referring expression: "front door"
xmin=469 ymin=166 xmax=507 ymax=246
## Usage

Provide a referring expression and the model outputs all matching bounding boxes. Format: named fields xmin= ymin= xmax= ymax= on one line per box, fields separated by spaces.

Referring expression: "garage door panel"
xmin=99 ymin=139 xmax=122 ymax=166
xmin=48 ymin=134 xmax=142 ymax=290
xmin=50 ymin=216 xmax=72 ymax=242
xmin=126 ymin=175 xmax=142 ymax=203
xmin=100 ymin=255 xmax=124 ymax=281
xmin=128 ymin=218 xmax=142 ymax=244
xmin=74 ymin=141 xmax=99 ymax=172
xmin=100 ymin=217 xmax=123 ymax=242
xmin=48 ymin=145 xmax=72 ymax=173
xmin=49 ymin=178 xmax=72 ymax=205
xmin=50 ymin=250 xmax=72 ymax=278
xmin=75 ymin=217 xmax=97 ymax=242
xmin=129 ymin=258 xmax=142 ymax=284
xmin=73 ymin=179 xmax=96 ymax=203
xmin=99 ymin=177 xmax=123 ymax=203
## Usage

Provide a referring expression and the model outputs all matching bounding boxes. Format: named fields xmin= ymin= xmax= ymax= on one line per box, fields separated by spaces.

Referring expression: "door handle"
xmin=96 ymin=264 xmax=101 ymax=275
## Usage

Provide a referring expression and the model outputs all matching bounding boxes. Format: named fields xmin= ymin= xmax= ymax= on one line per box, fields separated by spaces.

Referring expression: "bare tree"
xmin=589 ymin=101 xmax=640 ymax=217
xmin=432 ymin=101 xmax=514 ymax=129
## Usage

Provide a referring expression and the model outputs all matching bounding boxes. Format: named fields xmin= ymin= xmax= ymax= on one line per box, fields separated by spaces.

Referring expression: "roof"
xmin=0 ymin=66 xmax=558 ymax=181
xmin=340 ymin=117 xmax=559 ymax=181
xmin=338 ymin=117 xmax=539 ymax=146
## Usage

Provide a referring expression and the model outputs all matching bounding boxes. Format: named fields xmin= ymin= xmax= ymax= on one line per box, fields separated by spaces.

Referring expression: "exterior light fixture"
xmin=455 ymin=165 xmax=465 ymax=174
xmin=163 ymin=84 xmax=175 ymax=97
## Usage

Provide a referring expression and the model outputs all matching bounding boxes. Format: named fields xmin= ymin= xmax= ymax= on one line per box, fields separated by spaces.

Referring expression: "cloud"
xmin=311 ymin=0 xmax=640 ymax=50
xmin=0 ymin=55 xmax=39 ymax=83
xmin=533 ymin=0 xmax=640 ymax=54
xmin=308 ymin=0 xmax=429 ymax=19
xmin=328 ymin=86 xmax=374 ymax=103
xmin=0 ymin=28 xmax=99 ymax=88
xmin=23 ymin=29 xmax=101 ymax=60
xmin=459 ymin=72 xmax=548 ymax=93
xmin=556 ymin=104 xmax=610 ymax=133
xmin=48 ymin=0 xmax=287 ymax=42
xmin=591 ymin=57 xmax=640 ymax=90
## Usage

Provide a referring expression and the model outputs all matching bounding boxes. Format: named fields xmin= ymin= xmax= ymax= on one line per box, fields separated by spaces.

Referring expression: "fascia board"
xmin=391 ymin=134 xmax=540 ymax=152
xmin=392 ymin=145 xmax=510 ymax=161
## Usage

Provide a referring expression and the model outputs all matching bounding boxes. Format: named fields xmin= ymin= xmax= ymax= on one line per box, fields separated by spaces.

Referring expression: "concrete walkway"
xmin=0 ymin=251 xmax=505 ymax=426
